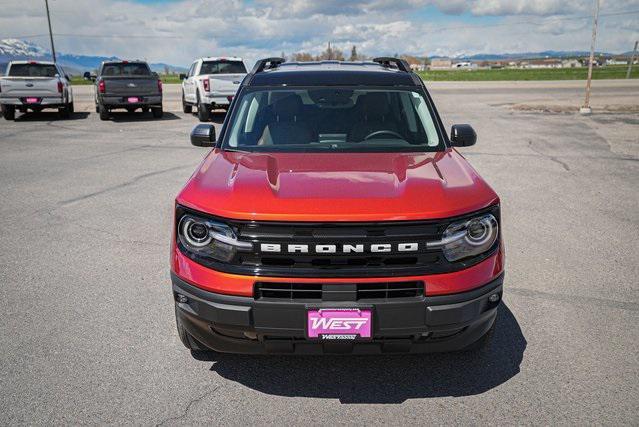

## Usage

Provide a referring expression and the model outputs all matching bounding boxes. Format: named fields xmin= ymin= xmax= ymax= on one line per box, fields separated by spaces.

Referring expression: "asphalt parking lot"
xmin=1 ymin=81 xmax=638 ymax=424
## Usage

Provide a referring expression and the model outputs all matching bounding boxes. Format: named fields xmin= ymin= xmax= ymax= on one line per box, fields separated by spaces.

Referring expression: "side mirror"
xmin=179 ymin=73 xmax=187 ymax=80
xmin=450 ymin=124 xmax=476 ymax=147
xmin=65 ymin=75 xmax=71 ymax=81
xmin=83 ymin=71 xmax=91 ymax=80
xmin=152 ymin=72 xmax=159 ymax=78
xmin=191 ymin=124 xmax=216 ymax=147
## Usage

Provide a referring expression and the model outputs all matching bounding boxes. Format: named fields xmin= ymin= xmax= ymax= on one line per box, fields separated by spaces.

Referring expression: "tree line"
xmin=282 ymin=43 xmax=429 ymax=65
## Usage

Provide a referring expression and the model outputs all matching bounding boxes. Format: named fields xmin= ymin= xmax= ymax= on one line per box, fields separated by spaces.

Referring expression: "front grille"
xmin=232 ymin=220 xmax=446 ymax=277
xmin=254 ymin=281 xmax=424 ymax=301
xmin=176 ymin=205 xmax=500 ymax=278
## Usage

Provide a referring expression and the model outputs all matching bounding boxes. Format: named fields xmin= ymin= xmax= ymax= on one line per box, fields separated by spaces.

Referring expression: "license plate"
xmin=25 ymin=97 xmax=40 ymax=104
xmin=127 ymin=97 xmax=140 ymax=103
xmin=307 ymin=309 xmax=372 ymax=340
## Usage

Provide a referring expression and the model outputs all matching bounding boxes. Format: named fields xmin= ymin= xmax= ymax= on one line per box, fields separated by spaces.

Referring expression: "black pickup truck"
xmin=85 ymin=61 xmax=163 ymax=120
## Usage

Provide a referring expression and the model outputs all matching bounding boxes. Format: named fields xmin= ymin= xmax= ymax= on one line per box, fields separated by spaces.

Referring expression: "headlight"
xmin=438 ymin=213 xmax=498 ymax=262
xmin=177 ymin=214 xmax=252 ymax=263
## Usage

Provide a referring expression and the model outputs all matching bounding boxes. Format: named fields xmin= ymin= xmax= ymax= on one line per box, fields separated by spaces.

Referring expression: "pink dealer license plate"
xmin=307 ymin=309 xmax=372 ymax=340
xmin=127 ymin=97 xmax=140 ymax=103
xmin=25 ymin=97 xmax=40 ymax=104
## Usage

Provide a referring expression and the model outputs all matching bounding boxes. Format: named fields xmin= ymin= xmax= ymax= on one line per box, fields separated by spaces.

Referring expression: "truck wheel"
xmin=68 ymin=102 xmax=74 ymax=114
xmin=151 ymin=106 xmax=163 ymax=118
xmin=196 ymin=92 xmax=210 ymax=122
xmin=2 ymin=105 xmax=16 ymax=121
xmin=197 ymin=103 xmax=210 ymax=122
xmin=182 ymin=94 xmax=192 ymax=113
xmin=58 ymin=104 xmax=71 ymax=119
xmin=98 ymin=103 xmax=109 ymax=121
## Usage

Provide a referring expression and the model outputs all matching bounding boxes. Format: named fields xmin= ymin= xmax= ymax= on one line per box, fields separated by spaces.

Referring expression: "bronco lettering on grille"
xmin=259 ymin=243 xmax=420 ymax=253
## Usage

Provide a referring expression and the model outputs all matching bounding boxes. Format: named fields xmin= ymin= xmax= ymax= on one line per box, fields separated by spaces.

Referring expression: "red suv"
xmin=171 ymin=58 xmax=504 ymax=354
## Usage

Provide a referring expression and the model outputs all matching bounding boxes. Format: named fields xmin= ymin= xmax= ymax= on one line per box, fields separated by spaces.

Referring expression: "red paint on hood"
xmin=176 ymin=148 xmax=498 ymax=221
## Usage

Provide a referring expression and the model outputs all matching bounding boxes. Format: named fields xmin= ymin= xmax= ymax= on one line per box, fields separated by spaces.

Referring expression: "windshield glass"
xmin=200 ymin=61 xmax=246 ymax=74
xmin=8 ymin=64 xmax=58 ymax=77
xmin=101 ymin=63 xmax=151 ymax=76
xmin=224 ymin=87 xmax=443 ymax=152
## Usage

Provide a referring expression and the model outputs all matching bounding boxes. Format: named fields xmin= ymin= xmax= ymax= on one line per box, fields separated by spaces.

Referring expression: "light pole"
xmin=45 ymin=0 xmax=56 ymax=63
xmin=580 ymin=0 xmax=600 ymax=115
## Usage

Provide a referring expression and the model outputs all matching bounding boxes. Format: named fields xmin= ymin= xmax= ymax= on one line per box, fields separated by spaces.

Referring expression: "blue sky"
xmin=1 ymin=0 xmax=638 ymax=66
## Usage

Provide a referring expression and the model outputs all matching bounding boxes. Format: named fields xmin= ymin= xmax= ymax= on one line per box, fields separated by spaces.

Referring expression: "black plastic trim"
xmin=171 ymin=272 xmax=504 ymax=354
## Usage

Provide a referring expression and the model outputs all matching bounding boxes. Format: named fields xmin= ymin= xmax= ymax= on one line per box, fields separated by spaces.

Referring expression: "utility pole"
xmin=627 ymin=40 xmax=638 ymax=79
xmin=44 ymin=0 xmax=56 ymax=63
xmin=580 ymin=0 xmax=600 ymax=115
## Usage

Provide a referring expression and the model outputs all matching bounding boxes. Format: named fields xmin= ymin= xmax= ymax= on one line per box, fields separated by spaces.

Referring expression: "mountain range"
xmin=1 ymin=39 xmax=631 ymax=75
xmin=453 ymin=50 xmax=628 ymax=61
xmin=0 ymin=39 xmax=188 ymax=75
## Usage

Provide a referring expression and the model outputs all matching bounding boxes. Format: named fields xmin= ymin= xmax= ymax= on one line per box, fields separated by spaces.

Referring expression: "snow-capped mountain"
xmin=0 ymin=39 xmax=187 ymax=75
xmin=0 ymin=39 xmax=47 ymax=57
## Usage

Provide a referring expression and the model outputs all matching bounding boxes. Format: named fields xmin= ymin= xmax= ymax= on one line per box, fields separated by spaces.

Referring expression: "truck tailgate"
xmin=0 ymin=77 xmax=60 ymax=97
xmin=102 ymin=77 xmax=159 ymax=96
xmin=208 ymin=74 xmax=244 ymax=94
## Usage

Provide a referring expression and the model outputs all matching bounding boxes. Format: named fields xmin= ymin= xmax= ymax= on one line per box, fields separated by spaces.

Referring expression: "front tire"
xmin=461 ymin=321 xmax=495 ymax=352
xmin=175 ymin=306 xmax=208 ymax=353
xmin=2 ymin=105 xmax=16 ymax=121
xmin=98 ymin=103 xmax=109 ymax=121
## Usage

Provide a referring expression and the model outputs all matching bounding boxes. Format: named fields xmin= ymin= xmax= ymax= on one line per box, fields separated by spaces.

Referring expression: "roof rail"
xmin=250 ymin=57 xmax=286 ymax=74
xmin=372 ymin=57 xmax=411 ymax=72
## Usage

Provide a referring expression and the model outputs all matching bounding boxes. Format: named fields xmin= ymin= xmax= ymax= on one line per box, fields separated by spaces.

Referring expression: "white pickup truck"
xmin=180 ymin=57 xmax=246 ymax=121
xmin=0 ymin=60 xmax=74 ymax=120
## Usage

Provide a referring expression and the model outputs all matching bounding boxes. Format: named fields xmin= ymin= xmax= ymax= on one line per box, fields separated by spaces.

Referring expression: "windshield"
xmin=200 ymin=61 xmax=246 ymax=74
xmin=101 ymin=63 xmax=151 ymax=76
xmin=8 ymin=63 xmax=58 ymax=77
xmin=224 ymin=87 xmax=443 ymax=152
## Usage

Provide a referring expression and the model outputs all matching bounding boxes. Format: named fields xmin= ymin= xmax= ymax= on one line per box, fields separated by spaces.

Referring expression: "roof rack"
xmin=250 ymin=57 xmax=286 ymax=74
xmin=372 ymin=57 xmax=411 ymax=72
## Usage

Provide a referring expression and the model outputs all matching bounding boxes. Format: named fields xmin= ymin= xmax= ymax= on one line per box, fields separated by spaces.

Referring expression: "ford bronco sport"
xmin=172 ymin=58 xmax=504 ymax=355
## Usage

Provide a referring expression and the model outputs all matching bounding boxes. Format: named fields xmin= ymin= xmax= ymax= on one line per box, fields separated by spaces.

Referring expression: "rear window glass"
xmin=200 ymin=61 xmax=246 ymax=75
xmin=101 ymin=63 xmax=151 ymax=76
xmin=8 ymin=64 xmax=58 ymax=77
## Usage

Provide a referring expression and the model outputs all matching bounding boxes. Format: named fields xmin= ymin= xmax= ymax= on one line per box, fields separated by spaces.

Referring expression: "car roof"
xmin=199 ymin=57 xmax=243 ymax=62
xmin=101 ymin=60 xmax=148 ymax=65
xmin=248 ymin=61 xmax=420 ymax=87
xmin=10 ymin=60 xmax=56 ymax=65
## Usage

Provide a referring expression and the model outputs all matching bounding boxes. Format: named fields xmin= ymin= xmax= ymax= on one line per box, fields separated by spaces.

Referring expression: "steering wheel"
xmin=364 ymin=130 xmax=404 ymax=141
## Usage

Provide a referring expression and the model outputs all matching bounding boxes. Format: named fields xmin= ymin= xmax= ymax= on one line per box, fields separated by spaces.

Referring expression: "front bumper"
xmin=173 ymin=272 xmax=503 ymax=354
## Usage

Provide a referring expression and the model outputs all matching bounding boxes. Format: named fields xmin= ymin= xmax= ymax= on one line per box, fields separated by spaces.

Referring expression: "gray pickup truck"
xmin=85 ymin=61 xmax=163 ymax=120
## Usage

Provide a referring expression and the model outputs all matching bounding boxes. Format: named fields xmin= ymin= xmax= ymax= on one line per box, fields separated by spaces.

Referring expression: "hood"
xmin=177 ymin=149 xmax=499 ymax=222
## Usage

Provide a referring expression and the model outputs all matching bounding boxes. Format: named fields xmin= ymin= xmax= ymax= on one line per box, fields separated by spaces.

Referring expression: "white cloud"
xmin=0 ymin=0 xmax=637 ymax=67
